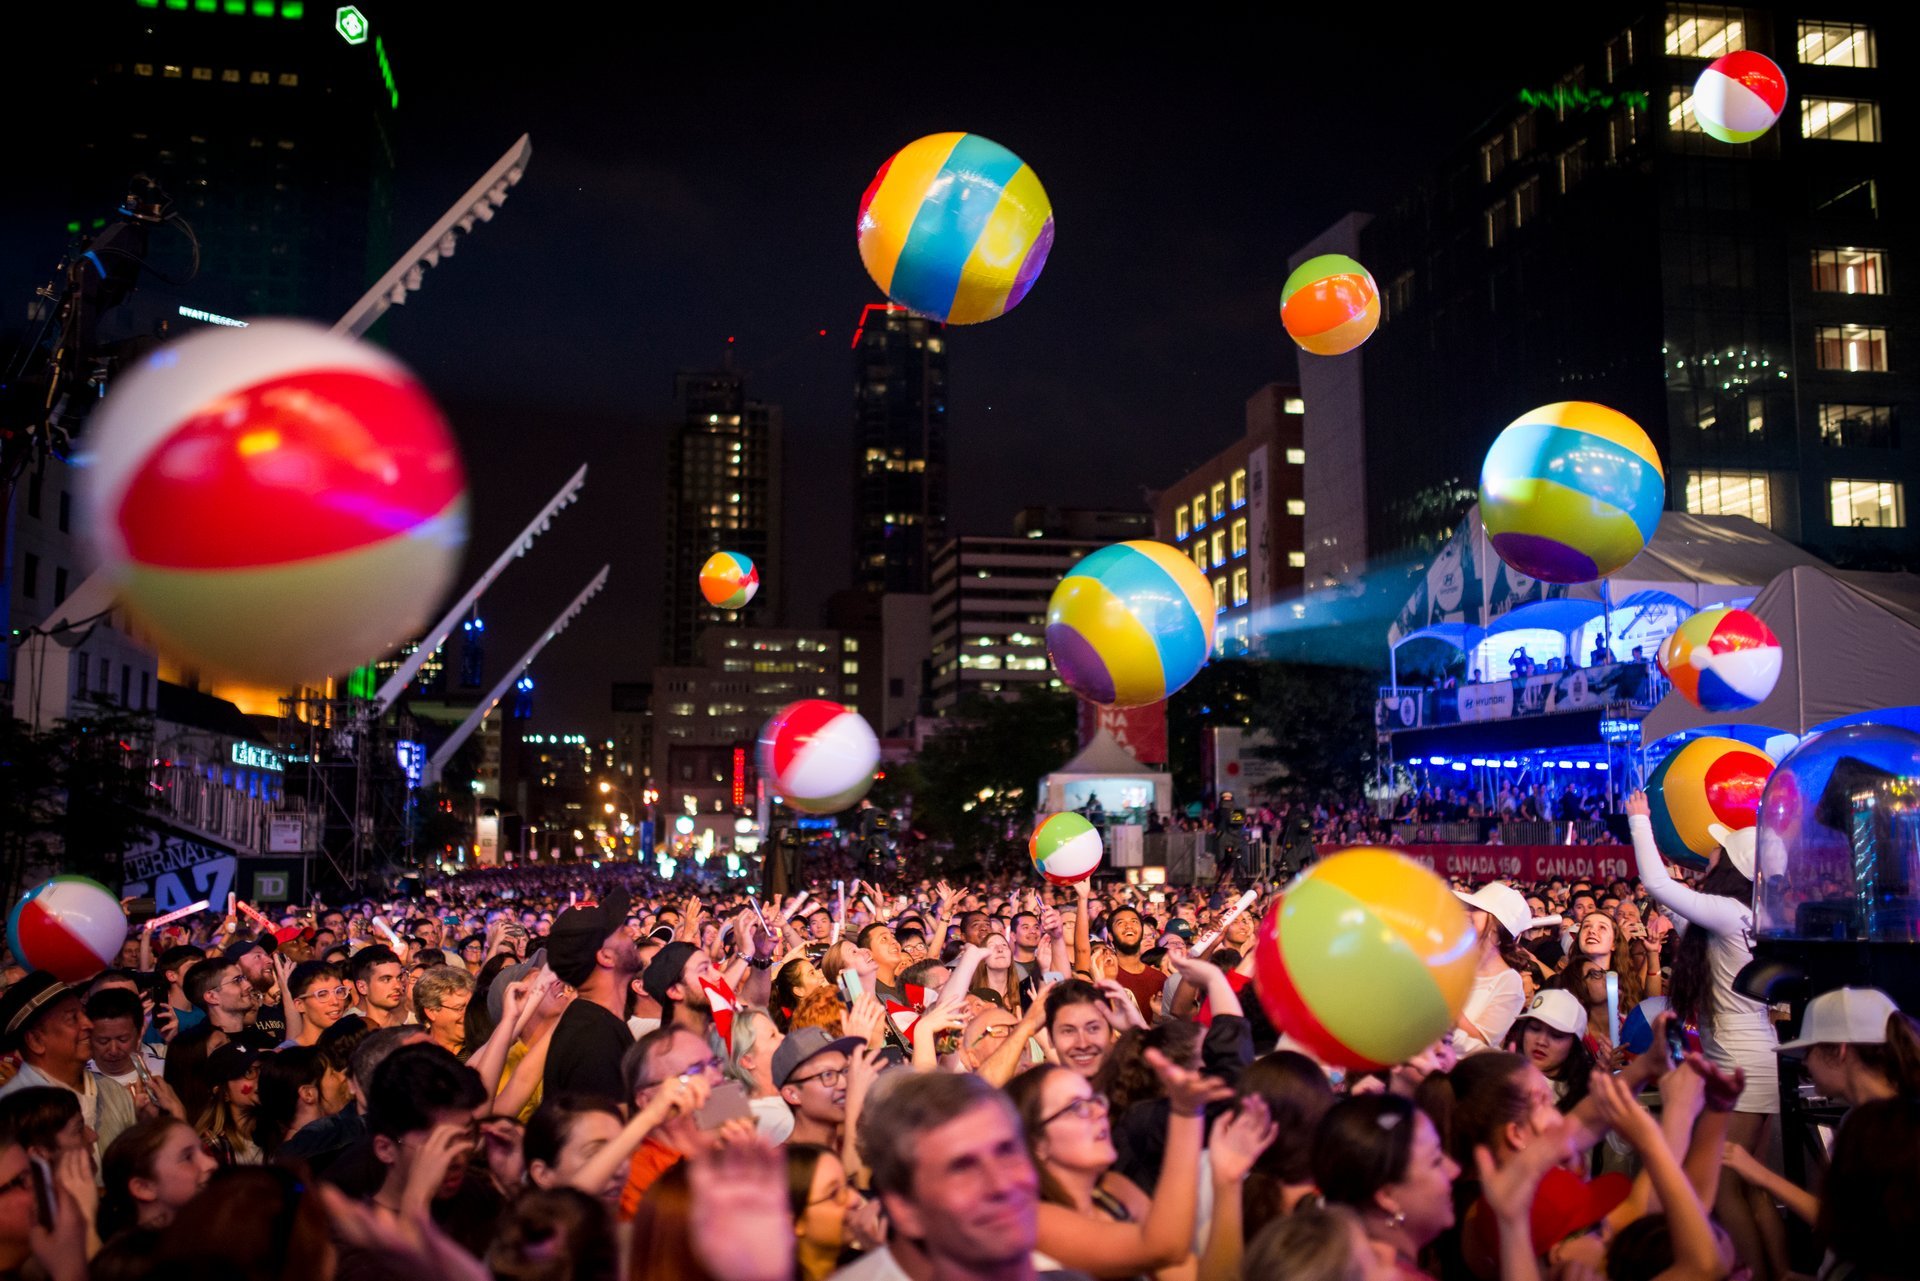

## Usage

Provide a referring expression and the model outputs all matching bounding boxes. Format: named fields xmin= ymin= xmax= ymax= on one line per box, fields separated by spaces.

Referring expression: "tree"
xmin=900 ymin=686 xmax=1078 ymax=869
xmin=1 ymin=711 xmax=157 ymax=904
xmin=1164 ymin=659 xmax=1381 ymax=805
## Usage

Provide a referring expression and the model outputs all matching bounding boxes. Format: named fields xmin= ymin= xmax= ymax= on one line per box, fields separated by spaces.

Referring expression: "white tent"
xmin=1641 ymin=566 xmax=1920 ymax=741
xmin=1038 ymin=728 xmax=1173 ymax=819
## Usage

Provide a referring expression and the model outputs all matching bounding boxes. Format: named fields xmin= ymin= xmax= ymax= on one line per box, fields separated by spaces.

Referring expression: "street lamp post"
xmin=598 ymin=780 xmax=638 ymax=859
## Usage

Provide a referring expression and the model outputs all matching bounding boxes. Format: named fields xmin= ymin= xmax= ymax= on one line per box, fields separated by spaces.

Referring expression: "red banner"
xmin=1317 ymin=844 xmax=1635 ymax=886
xmin=1077 ymin=699 xmax=1168 ymax=766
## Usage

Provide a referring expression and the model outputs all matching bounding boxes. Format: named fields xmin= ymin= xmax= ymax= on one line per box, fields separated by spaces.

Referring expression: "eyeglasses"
xmin=298 ymin=985 xmax=351 ymax=1002
xmin=218 ymin=975 xmax=250 ymax=991
xmin=969 ymin=1024 xmax=1014 ymax=1046
xmin=637 ymin=1055 xmax=725 ymax=1091
xmin=1038 ymin=1093 xmax=1111 ymax=1127
xmin=790 ymin=1066 xmax=848 ymax=1090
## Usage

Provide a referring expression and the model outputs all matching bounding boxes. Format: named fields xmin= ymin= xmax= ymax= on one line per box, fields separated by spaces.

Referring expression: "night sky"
xmin=10 ymin=7 xmax=1609 ymax=734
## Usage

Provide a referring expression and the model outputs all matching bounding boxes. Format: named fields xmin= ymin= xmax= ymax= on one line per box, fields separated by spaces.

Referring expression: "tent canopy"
xmin=1040 ymin=728 xmax=1173 ymax=817
xmin=1641 ymin=566 xmax=1920 ymax=740
xmin=1485 ymin=598 xmax=1604 ymax=638
xmin=1393 ymin=623 xmax=1485 ymax=654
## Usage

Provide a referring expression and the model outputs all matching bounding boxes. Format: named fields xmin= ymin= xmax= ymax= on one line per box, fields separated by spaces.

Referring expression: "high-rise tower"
xmin=852 ymin=303 xmax=948 ymax=593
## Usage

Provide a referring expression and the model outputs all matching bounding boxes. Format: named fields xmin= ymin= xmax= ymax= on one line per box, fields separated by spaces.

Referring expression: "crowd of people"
xmin=0 ymin=787 xmax=1910 ymax=1281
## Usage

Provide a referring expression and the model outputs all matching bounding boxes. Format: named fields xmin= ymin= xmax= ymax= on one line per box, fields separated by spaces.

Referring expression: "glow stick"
xmin=374 ymin=917 xmax=404 ymax=948
xmin=1606 ymin=971 xmax=1620 ymax=1044
xmin=146 ymin=899 xmax=211 ymax=931
xmin=237 ymin=900 xmax=276 ymax=931
xmin=1190 ymin=890 xmax=1259 ymax=955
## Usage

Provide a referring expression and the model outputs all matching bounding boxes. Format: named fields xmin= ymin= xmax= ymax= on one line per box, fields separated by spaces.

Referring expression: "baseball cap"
xmin=1528 ymin=1168 xmax=1631 ymax=1253
xmin=486 ymin=947 xmax=549 ymax=1026
xmin=770 ymin=1027 xmax=862 ymax=1089
xmin=0 ymin=974 xmax=77 ymax=1051
xmin=1518 ymin=989 xmax=1586 ymax=1037
xmin=642 ymin=941 xmax=699 ymax=1008
xmin=1454 ymin=883 xmax=1560 ymax=941
xmin=204 ymin=1042 xmax=265 ymax=1083
xmin=1778 ymin=987 xmax=1902 ymax=1054
xmin=1164 ymin=919 xmax=1195 ymax=942
xmin=545 ymin=887 xmax=632 ymax=987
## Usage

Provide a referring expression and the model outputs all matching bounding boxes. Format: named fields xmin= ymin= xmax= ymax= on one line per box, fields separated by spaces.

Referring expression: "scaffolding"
xmin=279 ymin=694 xmax=413 ymax=891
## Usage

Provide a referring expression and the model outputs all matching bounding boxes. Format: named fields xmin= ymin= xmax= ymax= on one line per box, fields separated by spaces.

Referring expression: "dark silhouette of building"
xmin=852 ymin=303 xmax=948 ymax=593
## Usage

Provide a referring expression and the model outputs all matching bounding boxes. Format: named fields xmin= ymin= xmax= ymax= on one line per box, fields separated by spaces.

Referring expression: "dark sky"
xmin=11 ymin=6 xmax=1612 ymax=736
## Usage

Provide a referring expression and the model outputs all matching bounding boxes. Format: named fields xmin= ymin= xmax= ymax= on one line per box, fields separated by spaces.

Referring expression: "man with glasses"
xmin=285 ymin=961 xmax=351 ymax=1047
xmin=774 ymin=1026 xmax=863 ymax=1150
xmin=181 ymin=957 xmax=274 ymax=1049
xmin=614 ymin=1025 xmax=741 ymax=1218
xmin=411 ymin=966 xmax=474 ymax=1056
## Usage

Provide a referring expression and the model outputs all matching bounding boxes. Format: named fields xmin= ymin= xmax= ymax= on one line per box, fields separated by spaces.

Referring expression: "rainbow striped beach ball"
xmin=856 ymin=132 xmax=1054 ymax=325
xmin=1030 ymin=812 xmax=1104 ymax=885
xmin=8 ymin=877 xmax=128 ymax=982
xmin=1693 ymin=51 xmax=1788 ymax=144
xmin=1252 ymin=848 xmax=1477 ymax=1071
xmin=699 ymin=551 xmax=759 ymax=610
xmin=1647 ymin=737 xmax=1774 ymax=871
xmin=1046 ymin=541 xmax=1216 ymax=709
xmin=758 ymin=700 xmax=879 ymax=815
xmin=1658 ymin=606 xmax=1783 ymax=711
xmin=1479 ymin=401 xmax=1665 ymax=585
xmin=80 ymin=320 xmax=467 ymax=685
xmin=1280 ymin=254 xmax=1380 ymax=357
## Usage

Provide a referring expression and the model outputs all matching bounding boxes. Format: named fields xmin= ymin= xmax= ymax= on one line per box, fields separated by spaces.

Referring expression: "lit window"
xmin=1230 ymin=468 xmax=1248 ymax=508
xmin=1231 ymin=518 xmax=1248 ymax=557
xmin=1668 ymin=87 xmax=1705 ymax=134
xmin=1284 ymin=396 xmax=1305 ymax=414
xmin=1686 ymin=470 xmax=1772 ymax=527
xmin=1192 ymin=497 xmax=1208 ymax=530
xmin=1210 ymin=482 xmax=1227 ymax=520
xmin=1231 ymin=568 xmax=1250 ymax=605
xmin=277 ymin=72 xmax=298 ymax=87
xmin=1814 ymin=324 xmax=1889 ymax=372
xmin=134 ymin=63 xmax=153 ymax=76
xmin=844 ymin=638 xmax=859 ymax=652
xmin=1810 ymin=248 xmax=1887 ymax=294
xmin=1175 ymin=505 xmax=1190 ymax=539
xmin=1287 ymin=551 xmax=1307 ymax=568
xmin=1480 ymin=137 xmax=1506 ymax=183
xmin=191 ymin=67 xmax=212 ymax=81
xmin=1213 ymin=578 xmax=1228 ymax=611
xmin=1191 ymin=543 xmax=1208 ymax=573
xmin=1802 ymin=98 xmax=1881 ymax=142
xmin=1286 ymin=499 xmax=1305 ymax=516
xmin=1665 ymin=7 xmax=1744 ymax=57
xmin=1484 ymin=199 xmax=1511 ymax=248
xmin=1798 ymin=21 xmax=1876 ymax=68
xmin=249 ymin=70 xmax=270 ymax=85
xmin=842 ymin=661 xmax=859 ymax=675
xmin=1210 ymin=530 xmax=1226 ymax=567
xmin=1558 ymin=142 xmax=1587 ymax=193
xmin=1831 ymin=479 xmax=1904 ymax=527
xmin=1286 ymin=448 xmax=1305 ymax=464
xmin=163 ymin=65 xmax=183 ymax=78
xmin=1818 ymin=403 xmax=1897 ymax=447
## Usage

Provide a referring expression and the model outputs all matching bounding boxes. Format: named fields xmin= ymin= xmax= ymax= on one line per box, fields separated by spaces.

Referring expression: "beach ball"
xmin=857 ymin=132 xmax=1054 ymax=325
xmin=1047 ymin=541 xmax=1216 ymax=709
xmin=758 ymin=700 xmax=879 ymax=815
xmin=1693 ymin=51 xmax=1787 ymax=144
xmin=1646 ymin=737 xmax=1775 ymax=871
xmin=1479 ymin=401 xmax=1665 ymax=584
xmin=699 ymin=551 xmax=759 ymax=610
xmin=80 ymin=320 xmax=467 ymax=686
xmin=8 ymin=877 xmax=128 ymax=982
xmin=1030 ymin=813 xmax=1104 ymax=885
xmin=1658 ymin=607 xmax=1782 ymax=712
xmin=1280 ymin=254 xmax=1380 ymax=357
xmin=1251 ymin=848 xmax=1476 ymax=1071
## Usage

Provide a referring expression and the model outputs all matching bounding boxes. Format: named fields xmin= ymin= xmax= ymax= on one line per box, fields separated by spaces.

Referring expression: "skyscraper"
xmin=852 ymin=303 xmax=949 ymax=593
xmin=660 ymin=369 xmax=783 ymax=666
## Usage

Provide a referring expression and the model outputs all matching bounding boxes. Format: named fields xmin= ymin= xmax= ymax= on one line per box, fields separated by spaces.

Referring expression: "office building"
xmin=1294 ymin=4 xmax=1917 ymax=572
xmin=610 ymin=680 xmax=652 ymax=784
xmin=659 ymin=370 xmax=784 ymax=666
xmin=1151 ymin=385 xmax=1308 ymax=656
xmin=853 ymin=303 xmax=949 ymax=593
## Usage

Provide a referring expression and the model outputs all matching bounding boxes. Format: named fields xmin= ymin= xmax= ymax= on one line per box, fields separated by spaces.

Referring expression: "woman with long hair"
xmin=769 ymin=957 xmax=828 ymax=1032
xmin=524 ymin=1095 xmax=628 ymax=1204
xmin=253 ymin=1047 xmax=338 ymax=1161
xmin=1501 ymin=990 xmax=1597 ymax=1110
xmin=819 ymin=940 xmax=876 ymax=998
xmin=628 ymin=1162 xmax=719 ymax=1281
xmin=195 ymin=1044 xmax=262 ymax=1166
xmin=1243 ymin=1205 xmax=1397 ymax=1281
xmin=972 ymin=933 xmax=1024 ymax=1014
xmin=1626 ymin=788 xmax=1785 ymax=1280
xmin=1238 ymin=1051 xmax=1337 ymax=1239
xmin=1312 ymin=1095 xmax=1460 ymax=1281
xmin=96 ymin=1116 xmax=217 ymax=1248
xmin=149 ymin=1165 xmax=335 ymax=1281
xmin=1451 ymin=885 xmax=1557 ymax=1056
xmin=785 ymin=1143 xmax=858 ymax=1281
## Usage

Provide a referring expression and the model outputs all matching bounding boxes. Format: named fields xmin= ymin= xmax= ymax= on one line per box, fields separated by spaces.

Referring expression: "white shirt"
xmin=1452 ymin=966 xmax=1526 ymax=1056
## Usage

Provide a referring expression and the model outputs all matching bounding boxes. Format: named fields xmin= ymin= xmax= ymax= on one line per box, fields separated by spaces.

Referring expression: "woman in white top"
xmin=1450 ymin=883 xmax=1559 ymax=1057
xmin=1625 ymin=789 xmax=1787 ymax=1280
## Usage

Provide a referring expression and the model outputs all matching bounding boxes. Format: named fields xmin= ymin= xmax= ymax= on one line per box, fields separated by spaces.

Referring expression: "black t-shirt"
xmin=543 ymin=1001 xmax=634 ymax=1105
xmin=251 ymin=1006 xmax=287 ymax=1042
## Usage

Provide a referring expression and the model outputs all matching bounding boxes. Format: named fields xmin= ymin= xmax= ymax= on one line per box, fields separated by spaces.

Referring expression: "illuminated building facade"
xmin=1151 ymin=385 xmax=1307 ymax=657
xmin=660 ymin=370 xmax=784 ymax=665
xmin=853 ymin=304 xmax=949 ymax=593
xmin=1295 ymin=4 xmax=1917 ymax=570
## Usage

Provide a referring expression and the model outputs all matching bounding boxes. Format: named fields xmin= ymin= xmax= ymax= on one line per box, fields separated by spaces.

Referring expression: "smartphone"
xmin=694 ymin=1079 xmax=753 ymax=1130
xmin=1666 ymin=1020 xmax=1701 ymax=1062
xmin=1149 ymin=892 xmax=1166 ymax=904
xmin=840 ymin=970 xmax=865 ymax=1003
xmin=27 ymin=1155 xmax=54 ymax=1229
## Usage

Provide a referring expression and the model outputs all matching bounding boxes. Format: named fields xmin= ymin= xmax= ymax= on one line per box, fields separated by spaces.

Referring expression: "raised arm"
xmin=1625 ymin=794 xmax=1749 ymax=936
xmin=1071 ymin=879 xmax=1093 ymax=977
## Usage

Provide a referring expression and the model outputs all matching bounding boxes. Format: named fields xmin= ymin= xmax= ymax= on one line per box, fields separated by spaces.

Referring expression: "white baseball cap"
xmin=1518 ymin=988 xmax=1586 ymax=1037
xmin=1454 ymin=882 xmax=1561 ymax=941
xmin=1778 ymin=987 xmax=1903 ymax=1055
xmin=1705 ymin=823 xmax=1757 ymax=880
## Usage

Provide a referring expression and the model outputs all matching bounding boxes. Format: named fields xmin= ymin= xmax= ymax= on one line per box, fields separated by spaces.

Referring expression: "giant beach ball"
xmin=1694 ymin=51 xmax=1787 ymax=144
xmin=700 ymin=551 xmax=759 ymax=609
xmin=1030 ymin=812 xmax=1104 ymax=885
xmin=1479 ymin=401 xmax=1665 ymax=584
xmin=1280 ymin=254 xmax=1380 ymax=357
xmin=758 ymin=700 xmax=879 ymax=815
xmin=1657 ymin=606 xmax=1782 ymax=712
xmin=1046 ymin=541 xmax=1216 ymax=709
xmin=857 ymin=132 xmax=1054 ymax=325
xmin=1646 ymin=736 xmax=1774 ymax=871
xmin=8 ymin=877 xmax=128 ymax=982
xmin=80 ymin=320 xmax=467 ymax=686
xmin=1252 ymin=848 xmax=1477 ymax=1070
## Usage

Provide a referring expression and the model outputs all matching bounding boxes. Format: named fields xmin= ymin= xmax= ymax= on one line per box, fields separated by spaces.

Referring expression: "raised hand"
xmin=1207 ymin=1094 xmax=1278 ymax=1183
xmin=843 ymin=991 xmax=886 ymax=1046
xmin=686 ymin=1138 xmax=795 ymax=1281
xmin=1094 ymin=978 xmax=1148 ymax=1031
xmin=1146 ymin=1047 xmax=1235 ymax=1116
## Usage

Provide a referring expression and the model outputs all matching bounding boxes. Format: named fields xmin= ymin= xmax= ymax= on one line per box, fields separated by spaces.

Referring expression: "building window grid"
xmin=1814 ymin=324 xmax=1889 ymax=372
xmin=1665 ymin=7 xmax=1745 ymax=58
xmin=1831 ymin=479 xmax=1904 ymax=528
xmin=1685 ymin=470 xmax=1773 ymax=528
xmin=1210 ymin=530 xmax=1226 ymax=568
xmin=1797 ymin=21 xmax=1876 ymax=68
xmin=1231 ymin=568 xmax=1250 ymax=606
xmin=1818 ymin=403 xmax=1898 ymax=448
xmin=1210 ymin=481 xmax=1227 ymax=520
xmin=1230 ymin=468 xmax=1248 ymax=508
xmin=1810 ymin=248 xmax=1887 ymax=295
xmin=1287 ymin=550 xmax=1307 ymax=568
xmin=1175 ymin=506 xmax=1190 ymax=539
xmin=1230 ymin=518 xmax=1248 ymax=558
xmin=1801 ymin=98 xmax=1882 ymax=143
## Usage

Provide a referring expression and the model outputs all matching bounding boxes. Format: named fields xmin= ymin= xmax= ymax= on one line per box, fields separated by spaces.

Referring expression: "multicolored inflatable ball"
xmin=8 ymin=877 xmax=128 ymax=982
xmin=1657 ymin=606 xmax=1782 ymax=712
xmin=757 ymin=700 xmax=880 ymax=815
xmin=81 ymin=320 xmax=467 ymax=686
xmin=1029 ymin=812 xmax=1104 ymax=885
xmin=1646 ymin=736 xmax=1775 ymax=871
xmin=857 ymin=132 xmax=1054 ymax=325
xmin=1479 ymin=401 xmax=1665 ymax=584
xmin=1279 ymin=254 xmax=1380 ymax=357
xmin=1693 ymin=51 xmax=1788 ymax=144
xmin=1046 ymin=540 xmax=1216 ymax=709
xmin=699 ymin=551 xmax=759 ymax=609
xmin=1251 ymin=848 xmax=1477 ymax=1071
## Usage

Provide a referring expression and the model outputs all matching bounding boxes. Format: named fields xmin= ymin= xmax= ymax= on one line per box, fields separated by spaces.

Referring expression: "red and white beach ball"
xmin=758 ymin=700 xmax=880 ymax=814
xmin=1693 ymin=51 xmax=1788 ymax=144
xmin=81 ymin=320 xmax=468 ymax=685
xmin=8 ymin=878 xmax=128 ymax=982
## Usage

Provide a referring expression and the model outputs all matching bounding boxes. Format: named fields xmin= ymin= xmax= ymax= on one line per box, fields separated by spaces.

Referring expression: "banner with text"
xmin=1077 ymin=699 xmax=1169 ymax=766
xmin=1318 ymin=843 xmax=1633 ymax=885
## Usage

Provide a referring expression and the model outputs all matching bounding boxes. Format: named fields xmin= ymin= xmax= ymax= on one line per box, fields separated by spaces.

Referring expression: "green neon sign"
xmin=375 ymin=34 xmax=398 ymax=109
xmin=1518 ymin=86 xmax=1650 ymax=113
xmin=334 ymin=3 xmax=367 ymax=43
